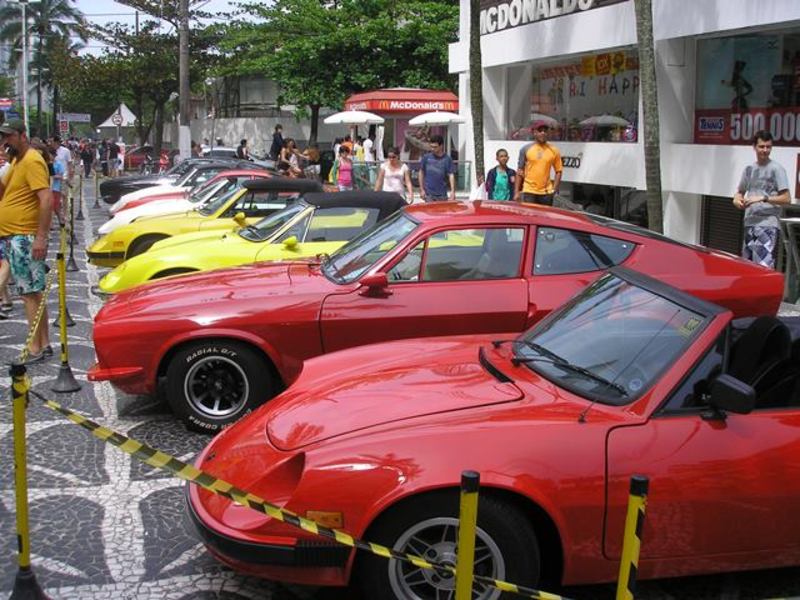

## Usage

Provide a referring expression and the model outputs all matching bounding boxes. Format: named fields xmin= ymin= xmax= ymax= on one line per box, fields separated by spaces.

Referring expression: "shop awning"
xmin=344 ymin=88 xmax=458 ymax=114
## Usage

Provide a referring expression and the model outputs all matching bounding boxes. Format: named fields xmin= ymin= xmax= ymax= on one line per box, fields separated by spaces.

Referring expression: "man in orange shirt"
xmin=513 ymin=121 xmax=563 ymax=205
xmin=0 ymin=120 xmax=53 ymax=363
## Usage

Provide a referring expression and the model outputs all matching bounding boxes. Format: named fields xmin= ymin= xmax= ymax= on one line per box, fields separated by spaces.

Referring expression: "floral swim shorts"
xmin=0 ymin=235 xmax=47 ymax=295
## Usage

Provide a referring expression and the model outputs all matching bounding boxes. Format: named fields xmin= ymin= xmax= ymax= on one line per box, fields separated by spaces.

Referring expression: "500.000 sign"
xmin=731 ymin=110 xmax=800 ymax=143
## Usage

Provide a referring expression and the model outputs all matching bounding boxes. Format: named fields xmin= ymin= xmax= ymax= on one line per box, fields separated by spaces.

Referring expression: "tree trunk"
xmin=469 ymin=0 xmax=485 ymax=185
xmin=52 ymin=85 xmax=59 ymax=136
xmin=309 ymin=104 xmax=320 ymax=144
xmin=635 ymin=0 xmax=663 ymax=233
xmin=35 ymin=37 xmax=42 ymax=136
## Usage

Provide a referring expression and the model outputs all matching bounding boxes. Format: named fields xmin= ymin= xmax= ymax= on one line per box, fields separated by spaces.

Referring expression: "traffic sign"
xmin=59 ymin=120 xmax=69 ymax=134
xmin=0 ymin=98 xmax=12 ymax=110
xmin=111 ymin=112 xmax=123 ymax=126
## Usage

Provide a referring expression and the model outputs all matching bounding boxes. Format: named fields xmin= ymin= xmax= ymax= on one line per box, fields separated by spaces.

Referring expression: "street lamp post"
xmin=9 ymin=0 xmax=30 ymax=134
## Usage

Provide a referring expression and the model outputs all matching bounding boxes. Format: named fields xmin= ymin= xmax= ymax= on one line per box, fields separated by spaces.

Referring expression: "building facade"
xmin=449 ymin=0 xmax=800 ymax=250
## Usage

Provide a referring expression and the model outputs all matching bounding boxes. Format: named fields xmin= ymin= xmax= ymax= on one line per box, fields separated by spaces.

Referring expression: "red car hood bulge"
xmin=104 ymin=261 xmax=329 ymax=317
xmin=266 ymin=338 xmax=525 ymax=451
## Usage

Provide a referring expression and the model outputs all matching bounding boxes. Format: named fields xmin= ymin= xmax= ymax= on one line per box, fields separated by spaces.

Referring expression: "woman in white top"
xmin=374 ymin=146 xmax=414 ymax=202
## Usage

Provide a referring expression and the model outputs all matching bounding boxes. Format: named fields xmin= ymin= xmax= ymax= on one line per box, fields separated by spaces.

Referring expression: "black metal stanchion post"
xmin=9 ymin=364 xmax=52 ymax=600
xmin=52 ymin=225 xmax=75 ymax=328
xmin=66 ymin=188 xmax=79 ymax=273
xmin=93 ymin=170 xmax=100 ymax=209
xmin=51 ymin=245 xmax=81 ymax=393
xmin=75 ymin=174 xmax=85 ymax=221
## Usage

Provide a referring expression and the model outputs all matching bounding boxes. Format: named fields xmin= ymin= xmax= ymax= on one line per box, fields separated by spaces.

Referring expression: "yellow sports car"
xmin=87 ymin=178 xmax=323 ymax=268
xmin=97 ymin=191 xmax=408 ymax=294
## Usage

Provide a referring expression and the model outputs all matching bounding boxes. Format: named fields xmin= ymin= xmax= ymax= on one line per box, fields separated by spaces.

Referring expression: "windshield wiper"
xmin=499 ymin=339 xmax=628 ymax=397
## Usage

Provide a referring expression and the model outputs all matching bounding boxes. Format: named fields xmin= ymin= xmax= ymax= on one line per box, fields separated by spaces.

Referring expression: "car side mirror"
xmin=359 ymin=272 xmax=391 ymax=296
xmin=703 ymin=374 xmax=755 ymax=420
xmin=282 ymin=236 xmax=298 ymax=250
xmin=233 ymin=211 xmax=247 ymax=227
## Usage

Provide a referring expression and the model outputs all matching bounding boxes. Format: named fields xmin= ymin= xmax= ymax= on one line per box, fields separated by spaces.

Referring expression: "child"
xmin=485 ymin=149 xmax=516 ymax=201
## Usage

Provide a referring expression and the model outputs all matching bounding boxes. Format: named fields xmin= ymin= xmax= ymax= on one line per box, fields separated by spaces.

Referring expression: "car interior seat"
xmin=460 ymin=232 xmax=522 ymax=280
xmin=728 ymin=315 xmax=796 ymax=409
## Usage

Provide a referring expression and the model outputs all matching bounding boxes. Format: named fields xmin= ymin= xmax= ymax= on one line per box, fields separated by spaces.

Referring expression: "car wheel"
xmin=359 ymin=493 xmax=540 ymax=600
xmin=128 ymin=235 xmax=169 ymax=259
xmin=165 ymin=340 xmax=275 ymax=433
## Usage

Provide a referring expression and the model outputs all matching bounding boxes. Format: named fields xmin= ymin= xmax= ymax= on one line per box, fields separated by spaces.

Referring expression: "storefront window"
xmin=695 ymin=30 xmax=800 ymax=146
xmin=505 ymin=49 xmax=639 ymax=143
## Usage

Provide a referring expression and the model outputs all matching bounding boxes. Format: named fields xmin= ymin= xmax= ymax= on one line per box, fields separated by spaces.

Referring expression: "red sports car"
xmin=124 ymin=144 xmax=170 ymax=171
xmin=187 ymin=267 xmax=800 ymax=597
xmin=89 ymin=202 xmax=783 ymax=432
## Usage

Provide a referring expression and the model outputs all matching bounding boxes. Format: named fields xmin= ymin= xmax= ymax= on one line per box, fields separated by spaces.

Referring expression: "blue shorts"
xmin=0 ymin=235 xmax=47 ymax=295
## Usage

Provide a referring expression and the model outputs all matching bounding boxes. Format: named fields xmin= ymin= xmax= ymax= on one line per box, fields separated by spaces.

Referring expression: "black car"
xmin=99 ymin=159 xmax=265 ymax=205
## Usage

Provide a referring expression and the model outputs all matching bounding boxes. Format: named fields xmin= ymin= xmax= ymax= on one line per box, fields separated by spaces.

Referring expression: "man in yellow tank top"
xmin=513 ymin=121 xmax=563 ymax=205
xmin=0 ymin=120 xmax=53 ymax=363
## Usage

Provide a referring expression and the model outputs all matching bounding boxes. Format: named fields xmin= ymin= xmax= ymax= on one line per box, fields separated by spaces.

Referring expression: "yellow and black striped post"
xmin=52 ymin=225 xmax=74 ymax=329
xmin=455 ymin=470 xmax=480 ymax=600
xmin=616 ymin=475 xmax=649 ymax=600
xmin=51 ymin=243 xmax=81 ymax=393
xmin=9 ymin=364 xmax=51 ymax=599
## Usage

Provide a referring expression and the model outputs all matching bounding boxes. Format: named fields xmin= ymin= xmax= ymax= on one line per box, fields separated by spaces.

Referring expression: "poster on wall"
xmin=695 ymin=33 xmax=800 ymax=146
xmin=513 ymin=50 xmax=639 ymax=142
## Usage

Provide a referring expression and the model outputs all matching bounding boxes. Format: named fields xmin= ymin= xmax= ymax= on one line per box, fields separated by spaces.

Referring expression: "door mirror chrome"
xmin=703 ymin=374 xmax=755 ymax=420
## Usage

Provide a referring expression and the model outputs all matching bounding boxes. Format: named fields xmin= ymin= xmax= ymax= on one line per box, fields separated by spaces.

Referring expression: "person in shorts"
xmin=0 ymin=120 xmax=53 ymax=362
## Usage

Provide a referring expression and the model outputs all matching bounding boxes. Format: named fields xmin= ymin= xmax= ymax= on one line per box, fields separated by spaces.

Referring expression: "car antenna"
xmin=577 ymin=398 xmax=598 ymax=424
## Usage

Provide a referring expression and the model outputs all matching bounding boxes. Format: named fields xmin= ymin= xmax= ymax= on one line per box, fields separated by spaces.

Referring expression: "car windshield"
xmin=196 ymin=187 xmax=242 ymax=215
xmin=189 ymin=178 xmax=227 ymax=204
xmin=238 ymin=202 xmax=309 ymax=242
xmin=176 ymin=168 xmax=199 ymax=187
xmin=515 ymin=273 xmax=708 ymax=405
xmin=322 ymin=211 xmax=418 ymax=284
xmin=166 ymin=160 xmax=191 ymax=176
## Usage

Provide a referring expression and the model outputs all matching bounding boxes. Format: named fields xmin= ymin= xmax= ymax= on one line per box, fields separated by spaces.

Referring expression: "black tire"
xmin=165 ymin=340 xmax=275 ymax=433
xmin=150 ymin=268 xmax=197 ymax=281
xmin=127 ymin=235 xmax=169 ymax=259
xmin=358 ymin=492 xmax=540 ymax=600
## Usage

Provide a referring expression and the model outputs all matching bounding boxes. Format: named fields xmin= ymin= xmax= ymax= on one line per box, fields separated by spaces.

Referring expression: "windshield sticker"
xmin=678 ymin=317 xmax=702 ymax=337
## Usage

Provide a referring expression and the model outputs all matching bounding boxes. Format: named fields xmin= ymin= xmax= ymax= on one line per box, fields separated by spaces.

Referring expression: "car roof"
xmin=242 ymin=177 xmax=323 ymax=193
xmin=303 ymin=191 xmax=407 ymax=214
xmin=213 ymin=169 xmax=272 ymax=178
xmin=404 ymin=200 xmax=598 ymax=228
xmin=193 ymin=160 xmax=262 ymax=171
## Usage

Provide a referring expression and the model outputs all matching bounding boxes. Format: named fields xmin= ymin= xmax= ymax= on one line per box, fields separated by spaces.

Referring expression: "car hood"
xmin=106 ymin=260 xmax=331 ymax=316
xmin=149 ymin=228 xmax=238 ymax=251
xmin=266 ymin=338 xmax=525 ymax=451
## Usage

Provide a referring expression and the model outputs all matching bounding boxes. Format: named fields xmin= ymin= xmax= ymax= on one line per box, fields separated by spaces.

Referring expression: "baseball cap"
xmin=0 ymin=119 xmax=26 ymax=136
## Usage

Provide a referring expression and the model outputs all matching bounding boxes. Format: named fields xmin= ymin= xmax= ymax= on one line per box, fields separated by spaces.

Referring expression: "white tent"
xmin=98 ymin=103 xmax=138 ymax=128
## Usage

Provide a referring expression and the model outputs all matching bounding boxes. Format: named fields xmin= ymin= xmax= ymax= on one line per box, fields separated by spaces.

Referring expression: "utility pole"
xmin=178 ymin=0 xmax=191 ymax=160
xmin=19 ymin=0 xmax=30 ymax=135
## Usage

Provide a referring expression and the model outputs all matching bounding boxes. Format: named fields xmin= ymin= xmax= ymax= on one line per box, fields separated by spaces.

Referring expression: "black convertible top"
xmin=242 ymin=177 xmax=323 ymax=193
xmin=303 ymin=191 xmax=406 ymax=217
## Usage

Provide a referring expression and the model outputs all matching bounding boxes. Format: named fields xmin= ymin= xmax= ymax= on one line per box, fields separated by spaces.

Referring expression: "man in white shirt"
xmin=52 ymin=135 xmax=73 ymax=182
xmin=363 ymin=134 xmax=375 ymax=162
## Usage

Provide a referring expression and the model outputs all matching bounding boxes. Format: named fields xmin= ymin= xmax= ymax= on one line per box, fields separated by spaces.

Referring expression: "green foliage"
xmin=0 ymin=75 xmax=12 ymax=98
xmin=216 ymin=0 xmax=458 ymax=118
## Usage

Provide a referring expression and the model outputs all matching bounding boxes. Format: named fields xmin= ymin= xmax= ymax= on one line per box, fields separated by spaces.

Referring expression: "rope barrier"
xmin=27 ymin=389 xmax=575 ymax=600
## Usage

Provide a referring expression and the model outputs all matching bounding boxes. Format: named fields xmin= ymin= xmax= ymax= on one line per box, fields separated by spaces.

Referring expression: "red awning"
xmin=344 ymin=88 xmax=458 ymax=114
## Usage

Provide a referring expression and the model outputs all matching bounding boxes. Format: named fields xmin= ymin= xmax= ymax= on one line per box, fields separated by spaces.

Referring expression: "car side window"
xmin=306 ymin=208 xmax=379 ymax=242
xmin=229 ymin=191 xmax=293 ymax=217
xmin=533 ymin=227 xmax=634 ymax=275
xmin=388 ymin=241 xmax=425 ymax=282
xmin=660 ymin=332 xmax=726 ymax=413
xmin=423 ymin=228 xmax=524 ymax=282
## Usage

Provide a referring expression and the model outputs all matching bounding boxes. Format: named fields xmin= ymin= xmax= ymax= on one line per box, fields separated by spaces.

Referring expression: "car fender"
xmin=152 ymin=327 xmax=294 ymax=386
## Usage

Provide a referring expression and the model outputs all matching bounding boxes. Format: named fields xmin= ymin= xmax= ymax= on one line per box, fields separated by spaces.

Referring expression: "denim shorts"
xmin=1 ymin=235 xmax=47 ymax=295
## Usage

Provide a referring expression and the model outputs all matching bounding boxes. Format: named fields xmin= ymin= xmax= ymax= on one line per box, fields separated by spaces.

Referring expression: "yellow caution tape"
xmin=29 ymin=390 xmax=573 ymax=600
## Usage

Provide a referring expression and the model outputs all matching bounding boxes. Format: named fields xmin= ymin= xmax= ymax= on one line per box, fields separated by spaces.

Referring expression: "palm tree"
xmin=0 ymin=0 xmax=87 ymax=136
xmin=469 ymin=0 xmax=485 ymax=186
